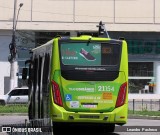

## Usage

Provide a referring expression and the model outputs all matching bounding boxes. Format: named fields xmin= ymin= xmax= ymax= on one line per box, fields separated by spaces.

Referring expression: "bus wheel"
xmin=103 ymin=124 xmax=115 ymax=133
xmin=52 ymin=122 xmax=60 ymax=135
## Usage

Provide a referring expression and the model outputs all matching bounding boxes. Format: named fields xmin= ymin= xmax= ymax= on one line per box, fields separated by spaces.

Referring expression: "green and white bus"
xmin=23 ymin=22 xmax=128 ymax=133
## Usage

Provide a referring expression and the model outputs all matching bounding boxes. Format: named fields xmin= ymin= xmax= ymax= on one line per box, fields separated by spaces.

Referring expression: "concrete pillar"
xmin=9 ymin=60 xmax=18 ymax=91
xmin=154 ymin=62 xmax=160 ymax=94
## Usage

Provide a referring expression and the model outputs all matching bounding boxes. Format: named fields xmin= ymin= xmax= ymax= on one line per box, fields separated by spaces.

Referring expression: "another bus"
xmin=23 ymin=22 xmax=128 ymax=133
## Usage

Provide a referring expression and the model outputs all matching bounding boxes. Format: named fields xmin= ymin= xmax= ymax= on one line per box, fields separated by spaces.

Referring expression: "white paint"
xmin=154 ymin=62 xmax=160 ymax=94
xmin=0 ymin=32 xmax=12 ymax=95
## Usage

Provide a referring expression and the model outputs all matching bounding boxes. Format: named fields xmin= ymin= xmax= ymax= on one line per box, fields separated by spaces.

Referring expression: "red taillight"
xmin=51 ymin=80 xmax=63 ymax=106
xmin=115 ymin=82 xmax=127 ymax=108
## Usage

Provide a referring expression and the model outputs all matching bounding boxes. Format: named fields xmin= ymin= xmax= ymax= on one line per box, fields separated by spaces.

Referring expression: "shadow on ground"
xmin=53 ymin=124 xmax=120 ymax=135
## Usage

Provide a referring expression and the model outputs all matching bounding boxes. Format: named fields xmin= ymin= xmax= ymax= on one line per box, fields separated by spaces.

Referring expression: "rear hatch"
xmin=56 ymin=39 xmax=125 ymax=112
xmin=60 ymin=71 xmax=126 ymax=112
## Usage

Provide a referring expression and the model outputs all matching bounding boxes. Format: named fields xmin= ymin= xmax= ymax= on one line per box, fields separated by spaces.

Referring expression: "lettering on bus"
xmin=62 ymin=56 xmax=78 ymax=60
xmin=82 ymin=104 xmax=97 ymax=108
xmin=69 ymin=87 xmax=95 ymax=92
xmin=93 ymin=100 xmax=113 ymax=103
xmin=97 ymin=85 xmax=114 ymax=92
xmin=62 ymin=49 xmax=76 ymax=56
xmin=78 ymin=96 xmax=101 ymax=100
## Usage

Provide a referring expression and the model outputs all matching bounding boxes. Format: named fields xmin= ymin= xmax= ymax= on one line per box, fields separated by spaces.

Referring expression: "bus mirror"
xmin=22 ymin=68 xmax=28 ymax=80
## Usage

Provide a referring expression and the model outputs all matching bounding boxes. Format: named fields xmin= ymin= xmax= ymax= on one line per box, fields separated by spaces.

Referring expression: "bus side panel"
xmin=50 ymin=38 xmax=62 ymax=117
xmin=120 ymin=40 xmax=128 ymax=104
xmin=117 ymin=40 xmax=128 ymax=123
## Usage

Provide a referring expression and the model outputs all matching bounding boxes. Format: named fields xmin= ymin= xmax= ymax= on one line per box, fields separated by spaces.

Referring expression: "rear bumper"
xmin=51 ymin=103 xmax=128 ymax=124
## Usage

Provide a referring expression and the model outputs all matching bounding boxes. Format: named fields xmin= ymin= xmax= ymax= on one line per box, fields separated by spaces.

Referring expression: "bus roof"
xmin=32 ymin=39 xmax=54 ymax=52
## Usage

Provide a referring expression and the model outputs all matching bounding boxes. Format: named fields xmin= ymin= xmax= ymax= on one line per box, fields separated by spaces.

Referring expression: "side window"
xmin=9 ymin=90 xmax=18 ymax=96
xmin=28 ymin=56 xmax=34 ymax=86
xmin=9 ymin=89 xmax=28 ymax=96
xmin=38 ymin=56 xmax=43 ymax=118
xmin=32 ymin=57 xmax=38 ymax=112
xmin=38 ymin=56 xmax=43 ymax=90
xmin=33 ymin=58 xmax=38 ymax=92
xmin=21 ymin=89 xmax=29 ymax=95
xmin=42 ymin=53 xmax=50 ymax=92
xmin=41 ymin=53 xmax=51 ymax=118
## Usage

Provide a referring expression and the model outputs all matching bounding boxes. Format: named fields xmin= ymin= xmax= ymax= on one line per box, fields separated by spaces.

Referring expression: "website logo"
xmin=2 ymin=127 xmax=11 ymax=132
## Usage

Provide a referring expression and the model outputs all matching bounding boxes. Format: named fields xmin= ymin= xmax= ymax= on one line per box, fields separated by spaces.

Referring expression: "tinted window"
xmin=61 ymin=70 xmax=119 ymax=81
xmin=9 ymin=89 xmax=28 ymax=96
xmin=9 ymin=90 xmax=19 ymax=96
xmin=60 ymin=40 xmax=122 ymax=81
xmin=21 ymin=89 xmax=29 ymax=95
xmin=60 ymin=42 xmax=121 ymax=66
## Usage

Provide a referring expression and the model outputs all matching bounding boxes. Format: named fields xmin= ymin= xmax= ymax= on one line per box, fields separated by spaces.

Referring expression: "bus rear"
xmin=50 ymin=36 xmax=128 ymax=132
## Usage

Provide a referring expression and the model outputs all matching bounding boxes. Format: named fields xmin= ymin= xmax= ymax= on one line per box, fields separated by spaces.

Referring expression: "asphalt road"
xmin=0 ymin=115 xmax=27 ymax=126
xmin=0 ymin=116 xmax=159 ymax=135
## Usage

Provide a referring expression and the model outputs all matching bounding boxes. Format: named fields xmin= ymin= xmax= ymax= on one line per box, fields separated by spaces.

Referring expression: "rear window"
xmin=59 ymin=40 xmax=122 ymax=81
xmin=60 ymin=42 xmax=121 ymax=66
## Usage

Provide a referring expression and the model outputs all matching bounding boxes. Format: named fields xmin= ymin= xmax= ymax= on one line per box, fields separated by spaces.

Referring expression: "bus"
xmin=23 ymin=22 xmax=128 ymax=133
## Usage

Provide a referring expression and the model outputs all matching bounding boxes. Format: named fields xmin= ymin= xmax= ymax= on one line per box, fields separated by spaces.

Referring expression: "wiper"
xmin=87 ymin=37 xmax=92 ymax=46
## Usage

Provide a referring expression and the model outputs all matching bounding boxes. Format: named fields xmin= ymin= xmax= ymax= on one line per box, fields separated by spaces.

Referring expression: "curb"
xmin=128 ymin=114 xmax=160 ymax=120
xmin=0 ymin=113 xmax=160 ymax=120
xmin=0 ymin=113 xmax=28 ymax=116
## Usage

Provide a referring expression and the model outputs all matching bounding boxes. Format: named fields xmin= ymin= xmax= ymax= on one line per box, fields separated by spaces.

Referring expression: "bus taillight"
xmin=115 ymin=82 xmax=127 ymax=108
xmin=51 ymin=80 xmax=63 ymax=106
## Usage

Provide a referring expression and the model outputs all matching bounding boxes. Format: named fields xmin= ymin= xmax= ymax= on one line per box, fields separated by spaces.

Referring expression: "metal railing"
xmin=129 ymin=99 xmax=160 ymax=113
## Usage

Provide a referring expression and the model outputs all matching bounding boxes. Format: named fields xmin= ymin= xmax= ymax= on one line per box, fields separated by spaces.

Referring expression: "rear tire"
xmin=52 ymin=122 xmax=61 ymax=135
xmin=52 ymin=122 xmax=69 ymax=135
xmin=103 ymin=124 xmax=115 ymax=133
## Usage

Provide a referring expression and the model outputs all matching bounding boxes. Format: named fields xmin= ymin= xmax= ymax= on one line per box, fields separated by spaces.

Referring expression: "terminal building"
xmin=0 ymin=0 xmax=160 ymax=94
